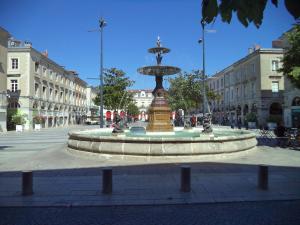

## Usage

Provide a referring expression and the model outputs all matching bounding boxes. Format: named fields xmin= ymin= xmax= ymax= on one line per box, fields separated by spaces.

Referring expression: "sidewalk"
xmin=1 ymin=163 xmax=299 ymax=207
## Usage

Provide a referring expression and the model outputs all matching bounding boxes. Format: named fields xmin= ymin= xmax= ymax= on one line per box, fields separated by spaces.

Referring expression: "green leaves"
xmin=202 ymin=0 xmax=299 ymax=28
xmin=285 ymin=0 xmax=300 ymax=20
xmin=279 ymin=23 xmax=300 ymax=88
xmin=94 ymin=68 xmax=135 ymax=111
xmin=167 ymin=70 xmax=219 ymax=113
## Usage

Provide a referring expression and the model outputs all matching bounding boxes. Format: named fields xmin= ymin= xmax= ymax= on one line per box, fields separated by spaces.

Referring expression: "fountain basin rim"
xmin=68 ymin=129 xmax=256 ymax=143
xmin=137 ymin=66 xmax=181 ymax=76
xmin=68 ymin=128 xmax=257 ymax=156
xmin=148 ymin=47 xmax=170 ymax=54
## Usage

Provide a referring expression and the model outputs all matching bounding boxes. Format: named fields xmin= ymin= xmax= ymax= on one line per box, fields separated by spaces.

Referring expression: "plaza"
xmin=1 ymin=0 xmax=300 ymax=224
xmin=0 ymin=125 xmax=299 ymax=224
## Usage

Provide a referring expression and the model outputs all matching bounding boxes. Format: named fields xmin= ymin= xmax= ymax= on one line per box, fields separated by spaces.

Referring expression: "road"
xmin=0 ymin=200 xmax=300 ymax=225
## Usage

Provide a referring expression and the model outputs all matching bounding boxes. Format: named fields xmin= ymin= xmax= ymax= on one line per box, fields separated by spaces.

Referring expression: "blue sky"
xmin=0 ymin=0 xmax=296 ymax=89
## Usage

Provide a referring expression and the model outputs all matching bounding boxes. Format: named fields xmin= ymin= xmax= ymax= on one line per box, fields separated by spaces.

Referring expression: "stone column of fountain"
xmin=138 ymin=37 xmax=181 ymax=132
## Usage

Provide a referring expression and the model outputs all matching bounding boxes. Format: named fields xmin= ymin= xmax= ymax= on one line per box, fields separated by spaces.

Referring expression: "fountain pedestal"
xmin=147 ymin=106 xmax=173 ymax=132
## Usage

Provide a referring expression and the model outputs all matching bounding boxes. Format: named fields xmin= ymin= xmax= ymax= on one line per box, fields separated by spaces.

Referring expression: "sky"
xmin=0 ymin=0 xmax=296 ymax=90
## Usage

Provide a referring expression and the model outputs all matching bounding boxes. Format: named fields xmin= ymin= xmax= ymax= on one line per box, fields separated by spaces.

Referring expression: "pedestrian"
xmin=274 ymin=121 xmax=287 ymax=147
xmin=237 ymin=116 xmax=242 ymax=129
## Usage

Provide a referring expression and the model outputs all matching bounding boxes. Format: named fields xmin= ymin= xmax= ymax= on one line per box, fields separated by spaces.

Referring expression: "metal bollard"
xmin=22 ymin=171 xmax=33 ymax=196
xmin=180 ymin=165 xmax=191 ymax=192
xmin=258 ymin=165 xmax=268 ymax=190
xmin=102 ymin=168 xmax=112 ymax=194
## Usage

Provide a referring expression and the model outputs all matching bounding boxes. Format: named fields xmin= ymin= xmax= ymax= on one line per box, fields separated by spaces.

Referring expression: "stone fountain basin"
xmin=68 ymin=128 xmax=257 ymax=156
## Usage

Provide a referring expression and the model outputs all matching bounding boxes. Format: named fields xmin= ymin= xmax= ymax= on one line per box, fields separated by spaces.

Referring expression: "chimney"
xmin=254 ymin=44 xmax=261 ymax=50
xmin=42 ymin=49 xmax=48 ymax=57
xmin=248 ymin=47 xmax=254 ymax=54
xmin=272 ymin=39 xmax=283 ymax=48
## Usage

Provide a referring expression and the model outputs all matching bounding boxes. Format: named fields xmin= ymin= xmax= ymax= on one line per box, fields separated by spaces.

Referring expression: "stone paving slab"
xmin=1 ymin=168 xmax=300 ymax=207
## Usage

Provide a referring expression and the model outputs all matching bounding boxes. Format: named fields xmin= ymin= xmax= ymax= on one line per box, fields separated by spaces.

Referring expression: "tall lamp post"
xmin=198 ymin=19 xmax=212 ymax=133
xmin=99 ymin=18 xmax=106 ymax=128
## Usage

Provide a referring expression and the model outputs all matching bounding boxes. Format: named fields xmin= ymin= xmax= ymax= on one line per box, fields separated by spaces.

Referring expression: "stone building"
xmin=0 ymin=27 xmax=10 ymax=132
xmin=128 ymin=89 xmax=153 ymax=120
xmin=86 ymin=86 xmax=99 ymax=123
xmin=207 ymin=46 xmax=284 ymax=127
xmin=273 ymin=28 xmax=300 ymax=128
xmin=7 ymin=38 xmax=88 ymax=130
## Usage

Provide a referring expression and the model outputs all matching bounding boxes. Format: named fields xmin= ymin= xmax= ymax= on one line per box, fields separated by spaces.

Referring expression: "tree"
xmin=127 ymin=102 xmax=139 ymax=117
xmin=279 ymin=22 xmax=300 ymax=88
xmin=201 ymin=0 xmax=300 ymax=28
xmin=94 ymin=68 xmax=135 ymax=111
xmin=167 ymin=70 xmax=219 ymax=114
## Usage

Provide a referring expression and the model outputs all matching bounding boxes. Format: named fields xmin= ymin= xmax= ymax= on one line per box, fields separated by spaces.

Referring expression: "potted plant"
xmin=11 ymin=112 xmax=26 ymax=132
xmin=33 ymin=115 xmax=43 ymax=130
xmin=267 ymin=115 xmax=281 ymax=130
xmin=245 ymin=112 xmax=257 ymax=129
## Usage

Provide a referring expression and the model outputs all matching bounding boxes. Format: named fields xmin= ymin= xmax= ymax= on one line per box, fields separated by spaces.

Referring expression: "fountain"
xmin=68 ymin=38 xmax=257 ymax=156
xmin=137 ymin=37 xmax=180 ymax=132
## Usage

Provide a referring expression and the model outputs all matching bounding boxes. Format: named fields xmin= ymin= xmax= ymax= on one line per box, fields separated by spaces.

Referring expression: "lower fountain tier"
xmin=147 ymin=105 xmax=173 ymax=132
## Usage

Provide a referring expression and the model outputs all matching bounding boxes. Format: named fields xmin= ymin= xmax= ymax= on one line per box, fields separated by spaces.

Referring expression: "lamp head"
xmin=99 ymin=18 xmax=107 ymax=28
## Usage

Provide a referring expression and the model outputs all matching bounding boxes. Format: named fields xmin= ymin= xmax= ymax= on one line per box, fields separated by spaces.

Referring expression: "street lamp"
xmin=99 ymin=18 xmax=106 ymax=128
xmin=198 ymin=19 xmax=212 ymax=133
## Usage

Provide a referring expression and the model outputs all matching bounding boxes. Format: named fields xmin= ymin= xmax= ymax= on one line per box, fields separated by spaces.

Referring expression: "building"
xmin=7 ymin=38 xmax=88 ymax=130
xmin=128 ymin=89 xmax=153 ymax=120
xmin=207 ymin=46 xmax=284 ymax=127
xmin=273 ymin=28 xmax=300 ymax=128
xmin=86 ymin=86 xmax=99 ymax=123
xmin=0 ymin=27 xmax=10 ymax=132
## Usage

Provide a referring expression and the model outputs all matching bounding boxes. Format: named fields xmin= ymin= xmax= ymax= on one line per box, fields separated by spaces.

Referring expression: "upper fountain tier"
xmin=138 ymin=37 xmax=181 ymax=76
xmin=138 ymin=66 xmax=180 ymax=76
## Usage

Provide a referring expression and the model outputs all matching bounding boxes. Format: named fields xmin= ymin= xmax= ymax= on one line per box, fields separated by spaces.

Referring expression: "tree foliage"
xmin=167 ymin=70 xmax=219 ymax=113
xmin=202 ymin=0 xmax=300 ymax=28
xmin=279 ymin=22 xmax=300 ymax=88
xmin=94 ymin=68 xmax=135 ymax=111
xmin=127 ymin=102 xmax=140 ymax=116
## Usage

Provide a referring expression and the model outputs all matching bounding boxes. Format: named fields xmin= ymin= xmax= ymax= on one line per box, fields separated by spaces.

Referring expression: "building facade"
xmin=86 ymin=87 xmax=99 ymax=123
xmin=7 ymin=39 xmax=88 ymax=130
xmin=0 ymin=27 xmax=10 ymax=132
xmin=207 ymin=47 xmax=284 ymax=127
xmin=273 ymin=29 xmax=300 ymax=128
xmin=128 ymin=89 xmax=153 ymax=120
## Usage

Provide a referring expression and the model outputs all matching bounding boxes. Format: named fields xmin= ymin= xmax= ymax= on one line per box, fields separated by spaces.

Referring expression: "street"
xmin=0 ymin=201 xmax=300 ymax=225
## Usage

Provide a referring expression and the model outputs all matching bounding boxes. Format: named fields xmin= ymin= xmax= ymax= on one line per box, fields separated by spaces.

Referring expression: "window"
xmin=11 ymin=58 xmax=18 ymax=69
xmin=35 ymin=62 xmax=39 ymax=72
xmin=272 ymin=60 xmax=279 ymax=71
xmin=49 ymin=88 xmax=53 ymax=97
xmin=11 ymin=80 xmax=18 ymax=92
xmin=35 ymin=83 xmax=39 ymax=95
xmin=236 ymin=87 xmax=239 ymax=99
xmin=8 ymin=101 xmax=20 ymax=109
xmin=251 ymin=82 xmax=256 ymax=97
xmin=43 ymin=67 xmax=47 ymax=75
xmin=42 ymin=86 xmax=47 ymax=98
xmin=271 ymin=81 xmax=279 ymax=93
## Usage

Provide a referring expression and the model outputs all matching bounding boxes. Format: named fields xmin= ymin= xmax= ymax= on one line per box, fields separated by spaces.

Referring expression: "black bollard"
xmin=258 ymin=165 xmax=268 ymax=190
xmin=102 ymin=168 xmax=112 ymax=194
xmin=22 ymin=171 xmax=33 ymax=196
xmin=180 ymin=165 xmax=191 ymax=192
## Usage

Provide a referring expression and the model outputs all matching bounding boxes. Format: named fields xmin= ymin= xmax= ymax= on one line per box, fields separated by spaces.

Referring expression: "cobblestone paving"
xmin=0 ymin=200 xmax=300 ymax=225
